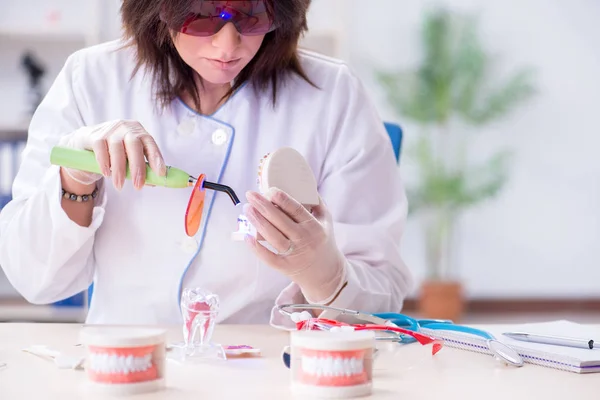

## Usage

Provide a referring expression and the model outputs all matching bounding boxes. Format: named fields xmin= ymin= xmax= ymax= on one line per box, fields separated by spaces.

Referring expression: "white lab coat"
xmin=0 ymin=39 xmax=413 ymax=327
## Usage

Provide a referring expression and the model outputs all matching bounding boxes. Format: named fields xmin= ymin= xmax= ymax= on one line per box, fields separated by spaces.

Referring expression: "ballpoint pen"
xmin=502 ymin=331 xmax=596 ymax=350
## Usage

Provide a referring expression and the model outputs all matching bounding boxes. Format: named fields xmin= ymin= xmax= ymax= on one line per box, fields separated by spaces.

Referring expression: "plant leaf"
xmin=376 ymin=6 xmax=536 ymax=215
xmin=468 ymin=68 xmax=537 ymax=124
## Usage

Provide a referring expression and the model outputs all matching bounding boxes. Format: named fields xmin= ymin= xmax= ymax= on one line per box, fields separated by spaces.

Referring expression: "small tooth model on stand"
xmin=168 ymin=287 xmax=227 ymax=363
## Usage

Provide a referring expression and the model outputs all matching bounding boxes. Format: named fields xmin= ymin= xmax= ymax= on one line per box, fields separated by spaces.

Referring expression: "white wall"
xmin=1 ymin=0 xmax=599 ymax=299
xmin=0 ymin=0 xmax=121 ymax=128
xmin=307 ymin=0 xmax=600 ymax=298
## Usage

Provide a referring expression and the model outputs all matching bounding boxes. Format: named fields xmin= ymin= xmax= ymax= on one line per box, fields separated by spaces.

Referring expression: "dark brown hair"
xmin=120 ymin=0 xmax=316 ymax=111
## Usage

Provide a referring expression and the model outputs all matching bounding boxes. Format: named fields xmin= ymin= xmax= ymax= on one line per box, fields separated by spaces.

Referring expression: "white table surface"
xmin=0 ymin=323 xmax=598 ymax=399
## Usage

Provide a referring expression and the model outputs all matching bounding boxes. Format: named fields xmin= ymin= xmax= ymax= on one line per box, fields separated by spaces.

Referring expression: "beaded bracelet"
xmin=61 ymin=187 xmax=98 ymax=203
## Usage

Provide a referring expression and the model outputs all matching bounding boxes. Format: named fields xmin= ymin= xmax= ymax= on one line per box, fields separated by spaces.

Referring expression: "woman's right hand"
xmin=59 ymin=120 xmax=167 ymax=191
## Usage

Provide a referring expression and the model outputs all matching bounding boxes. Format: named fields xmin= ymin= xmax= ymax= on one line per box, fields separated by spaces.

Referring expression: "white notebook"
xmin=419 ymin=320 xmax=600 ymax=373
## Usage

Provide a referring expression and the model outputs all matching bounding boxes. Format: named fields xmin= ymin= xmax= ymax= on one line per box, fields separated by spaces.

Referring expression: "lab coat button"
xmin=181 ymin=237 xmax=198 ymax=253
xmin=212 ymin=129 xmax=227 ymax=145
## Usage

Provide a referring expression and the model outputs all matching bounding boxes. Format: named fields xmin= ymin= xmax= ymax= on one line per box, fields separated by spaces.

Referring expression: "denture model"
xmin=289 ymin=330 xmax=375 ymax=398
xmin=232 ymin=147 xmax=319 ymax=241
xmin=79 ymin=327 xmax=167 ymax=395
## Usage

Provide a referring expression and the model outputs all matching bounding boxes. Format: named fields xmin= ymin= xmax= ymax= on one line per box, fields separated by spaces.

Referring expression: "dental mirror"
xmin=487 ymin=339 xmax=524 ymax=367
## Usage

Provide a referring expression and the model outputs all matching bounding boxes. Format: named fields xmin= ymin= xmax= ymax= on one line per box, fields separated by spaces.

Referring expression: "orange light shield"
xmin=185 ymin=174 xmax=206 ymax=237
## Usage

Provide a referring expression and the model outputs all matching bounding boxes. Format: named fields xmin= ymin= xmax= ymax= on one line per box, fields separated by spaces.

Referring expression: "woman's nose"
xmin=212 ymin=22 xmax=241 ymax=53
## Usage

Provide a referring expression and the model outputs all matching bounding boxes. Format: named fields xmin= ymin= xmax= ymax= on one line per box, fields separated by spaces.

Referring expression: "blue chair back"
xmin=384 ymin=122 xmax=403 ymax=162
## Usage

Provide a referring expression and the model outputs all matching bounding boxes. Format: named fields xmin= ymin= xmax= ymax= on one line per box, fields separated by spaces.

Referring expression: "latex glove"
xmin=58 ymin=120 xmax=166 ymax=190
xmin=244 ymin=187 xmax=347 ymax=304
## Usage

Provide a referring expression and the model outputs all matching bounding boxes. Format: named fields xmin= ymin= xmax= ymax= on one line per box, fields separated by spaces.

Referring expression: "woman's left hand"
xmin=244 ymin=188 xmax=347 ymax=304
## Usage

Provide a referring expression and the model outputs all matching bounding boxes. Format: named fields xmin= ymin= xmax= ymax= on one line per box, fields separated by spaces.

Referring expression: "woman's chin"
xmin=201 ymin=73 xmax=238 ymax=86
xmin=196 ymin=65 xmax=243 ymax=86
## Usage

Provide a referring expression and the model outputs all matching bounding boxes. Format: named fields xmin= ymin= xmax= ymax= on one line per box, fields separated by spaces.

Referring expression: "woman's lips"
xmin=206 ymin=58 xmax=241 ymax=70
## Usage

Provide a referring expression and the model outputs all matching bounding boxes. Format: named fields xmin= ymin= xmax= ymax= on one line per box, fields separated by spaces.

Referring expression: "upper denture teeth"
xmin=88 ymin=353 xmax=153 ymax=375
xmin=301 ymin=356 xmax=364 ymax=377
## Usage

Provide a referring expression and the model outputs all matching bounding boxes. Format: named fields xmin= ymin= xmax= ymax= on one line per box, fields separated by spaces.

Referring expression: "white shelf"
xmin=0 ymin=27 xmax=87 ymax=42
xmin=0 ymin=303 xmax=87 ymax=323
xmin=0 ymin=124 xmax=29 ymax=132
xmin=0 ymin=125 xmax=28 ymax=141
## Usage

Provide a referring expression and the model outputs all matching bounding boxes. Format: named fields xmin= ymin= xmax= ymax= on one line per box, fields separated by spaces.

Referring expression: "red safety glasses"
xmin=170 ymin=1 xmax=276 ymax=37
xmin=296 ymin=318 xmax=444 ymax=356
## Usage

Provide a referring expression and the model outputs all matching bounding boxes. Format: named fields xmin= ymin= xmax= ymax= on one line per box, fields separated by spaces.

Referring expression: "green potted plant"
xmin=376 ymin=7 xmax=537 ymax=321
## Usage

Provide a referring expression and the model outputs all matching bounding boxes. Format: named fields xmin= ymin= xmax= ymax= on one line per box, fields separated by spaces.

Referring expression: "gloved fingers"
xmin=86 ymin=121 xmax=124 ymax=179
xmin=107 ymin=132 xmax=128 ymax=190
xmin=244 ymin=233 xmax=281 ymax=267
xmin=84 ymin=120 xmax=123 ymax=149
xmin=90 ymin=138 xmax=111 ymax=177
xmin=56 ymin=120 xmax=167 ymax=191
xmin=267 ymin=187 xmax=314 ymax=224
xmin=124 ymin=132 xmax=147 ymax=190
xmin=310 ymin=195 xmax=331 ymax=222
xmin=138 ymin=134 xmax=166 ymax=177
xmin=245 ymin=204 xmax=292 ymax=254
xmin=246 ymin=191 xmax=298 ymax=238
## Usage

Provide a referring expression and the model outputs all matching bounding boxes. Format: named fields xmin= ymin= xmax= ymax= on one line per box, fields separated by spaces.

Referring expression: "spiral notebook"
xmin=419 ymin=320 xmax=600 ymax=373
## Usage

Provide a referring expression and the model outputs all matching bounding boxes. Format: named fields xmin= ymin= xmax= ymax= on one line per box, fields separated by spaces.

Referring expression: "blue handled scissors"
xmin=371 ymin=312 xmax=496 ymax=342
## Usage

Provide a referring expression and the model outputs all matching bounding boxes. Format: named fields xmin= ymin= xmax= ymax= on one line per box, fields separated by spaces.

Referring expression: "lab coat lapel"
xmin=168 ymin=101 xmax=237 ymax=304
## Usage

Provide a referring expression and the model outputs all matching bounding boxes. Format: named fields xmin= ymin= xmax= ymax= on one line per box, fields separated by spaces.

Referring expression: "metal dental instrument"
xmin=277 ymin=303 xmax=525 ymax=368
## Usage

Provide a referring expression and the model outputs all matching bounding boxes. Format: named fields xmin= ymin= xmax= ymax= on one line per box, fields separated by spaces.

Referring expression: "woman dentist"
xmin=0 ymin=0 xmax=413 ymax=327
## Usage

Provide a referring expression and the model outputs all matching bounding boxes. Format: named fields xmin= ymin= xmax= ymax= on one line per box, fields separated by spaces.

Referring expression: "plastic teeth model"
xmin=79 ymin=326 xmax=167 ymax=395
xmin=256 ymin=152 xmax=269 ymax=187
xmin=232 ymin=147 xmax=319 ymax=241
xmin=289 ymin=330 xmax=376 ymax=398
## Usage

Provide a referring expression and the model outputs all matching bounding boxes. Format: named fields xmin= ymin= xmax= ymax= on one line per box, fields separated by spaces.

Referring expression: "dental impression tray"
xmin=232 ymin=147 xmax=319 ymax=240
